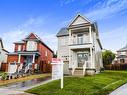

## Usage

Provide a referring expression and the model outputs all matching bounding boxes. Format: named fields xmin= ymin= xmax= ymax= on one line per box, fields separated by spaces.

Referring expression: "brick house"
xmin=7 ymin=33 xmax=53 ymax=74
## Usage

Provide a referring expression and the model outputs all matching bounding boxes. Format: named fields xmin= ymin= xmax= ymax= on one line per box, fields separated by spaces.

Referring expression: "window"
xmin=77 ymin=34 xmax=83 ymax=44
xmin=18 ymin=45 xmax=21 ymax=51
xmin=120 ymin=59 xmax=125 ymax=63
xmin=120 ymin=52 xmax=126 ymax=55
xmin=27 ymin=41 xmax=37 ymax=51
xmin=61 ymin=39 xmax=66 ymax=46
xmin=45 ymin=51 xmax=48 ymax=56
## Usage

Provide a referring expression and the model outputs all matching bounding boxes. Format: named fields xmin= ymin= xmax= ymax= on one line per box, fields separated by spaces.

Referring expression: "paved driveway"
xmin=0 ymin=76 xmax=52 ymax=95
xmin=109 ymin=83 xmax=127 ymax=95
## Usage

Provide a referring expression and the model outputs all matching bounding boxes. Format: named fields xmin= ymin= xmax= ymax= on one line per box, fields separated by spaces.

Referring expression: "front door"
xmin=77 ymin=53 xmax=88 ymax=67
xmin=26 ymin=56 xmax=33 ymax=63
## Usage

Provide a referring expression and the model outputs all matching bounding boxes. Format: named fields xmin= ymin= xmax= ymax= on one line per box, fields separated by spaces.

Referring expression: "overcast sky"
xmin=0 ymin=0 xmax=127 ymax=52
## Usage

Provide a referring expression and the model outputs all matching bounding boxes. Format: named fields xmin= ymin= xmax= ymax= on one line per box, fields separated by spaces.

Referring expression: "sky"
xmin=0 ymin=0 xmax=127 ymax=53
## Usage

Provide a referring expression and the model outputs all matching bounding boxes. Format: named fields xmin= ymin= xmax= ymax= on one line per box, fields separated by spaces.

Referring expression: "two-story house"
xmin=57 ymin=14 xmax=103 ymax=76
xmin=7 ymin=33 xmax=53 ymax=74
xmin=117 ymin=45 xmax=127 ymax=63
xmin=0 ymin=38 xmax=8 ymax=70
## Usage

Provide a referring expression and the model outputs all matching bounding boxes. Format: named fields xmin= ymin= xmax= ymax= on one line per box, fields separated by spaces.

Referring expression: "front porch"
xmin=7 ymin=51 xmax=41 ymax=78
xmin=17 ymin=52 xmax=40 ymax=74
xmin=69 ymin=48 xmax=95 ymax=76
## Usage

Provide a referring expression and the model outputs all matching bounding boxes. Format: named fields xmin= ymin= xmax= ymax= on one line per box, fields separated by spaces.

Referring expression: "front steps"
xmin=73 ymin=68 xmax=85 ymax=76
xmin=70 ymin=68 xmax=96 ymax=76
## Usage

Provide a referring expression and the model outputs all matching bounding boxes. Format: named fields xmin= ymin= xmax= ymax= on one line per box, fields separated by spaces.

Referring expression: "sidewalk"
xmin=109 ymin=83 xmax=127 ymax=95
xmin=0 ymin=88 xmax=33 ymax=95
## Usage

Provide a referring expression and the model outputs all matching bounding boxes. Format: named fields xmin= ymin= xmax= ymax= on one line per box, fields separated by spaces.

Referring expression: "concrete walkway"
xmin=109 ymin=83 xmax=127 ymax=95
xmin=0 ymin=88 xmax=33 ymax=95
xmin=0 ymin=77 xmax=52 ymax=95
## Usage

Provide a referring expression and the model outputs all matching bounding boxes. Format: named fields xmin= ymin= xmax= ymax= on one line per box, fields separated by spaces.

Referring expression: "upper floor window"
xmin=26 ymin=41 xmax=37 ymax=51
xmin=18 ymin=45 xmax=21 ymax=51
xmin=77 ymin=34 xmax=83 ymax=44
xmin=119 ymin=52 xmax=126 ymax=55
xmin=61 ymin=39 xmax=66 ymax=46
xmin=45 ymin=51 xmax=48 ymax=56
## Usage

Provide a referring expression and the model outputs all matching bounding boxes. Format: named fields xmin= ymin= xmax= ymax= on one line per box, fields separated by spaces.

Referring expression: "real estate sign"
xmin=51 ymin=58 xmax=64 ymax=89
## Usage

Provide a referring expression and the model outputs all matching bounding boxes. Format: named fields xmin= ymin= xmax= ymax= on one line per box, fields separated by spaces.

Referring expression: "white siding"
xmin=57 ymin=36 xmax=69 ymax=61
xmin=94 ymin=32 xmax=103 ymax=72
xmin=0 ymin=41 xmax=7 ymax=68
xmin=72 ymin=16 xmax=88 ymax=25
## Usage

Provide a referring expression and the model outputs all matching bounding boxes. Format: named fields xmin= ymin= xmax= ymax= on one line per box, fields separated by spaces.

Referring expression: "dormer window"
xmin=18 ymin=45 xmax=21 ymax=51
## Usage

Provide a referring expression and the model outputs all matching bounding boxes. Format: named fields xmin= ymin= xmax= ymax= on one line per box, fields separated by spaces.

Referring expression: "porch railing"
xmin=86 ymin=61 xmax=91 ymax=68
xmin=83 ymin=61 xmax=87 ymax=75
xmin=72 ymin=60 xmax=77 ymax=75
xmin=25 ymin=63 xmax=32 ymax=73
xmin=69 ymin=37 xmax=90 ymax=45
xmin=17 ymin=63 xmax=23 ymax=73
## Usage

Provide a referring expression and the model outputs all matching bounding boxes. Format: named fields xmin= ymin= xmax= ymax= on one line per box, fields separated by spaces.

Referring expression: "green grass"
xmin=26 ymin=71 xmax=127 ymax=95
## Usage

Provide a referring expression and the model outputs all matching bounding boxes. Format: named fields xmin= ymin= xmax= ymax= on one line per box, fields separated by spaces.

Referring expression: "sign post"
xmin=51 ymin=58 xmax=64 ymax=89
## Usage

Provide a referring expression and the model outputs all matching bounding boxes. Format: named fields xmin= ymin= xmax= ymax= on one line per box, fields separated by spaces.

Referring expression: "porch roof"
xmin=8 ymin=51 xmax=40 ymax=56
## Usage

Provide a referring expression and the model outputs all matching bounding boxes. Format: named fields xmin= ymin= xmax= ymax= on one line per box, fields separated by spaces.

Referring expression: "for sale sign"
xmin=51 ymin=58 xmax=64 ymax=89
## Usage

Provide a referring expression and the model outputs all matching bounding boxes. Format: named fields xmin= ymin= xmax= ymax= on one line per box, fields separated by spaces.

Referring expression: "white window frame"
xmin=45 ymin=51 xmax=48 ymax=56
xmin=27 ymin=41 xmax=37 ymax=51
xmin=61 ymin=39 xmax=66 ymax=46
xmin=18 ymin=45 xmax=21 ymax=51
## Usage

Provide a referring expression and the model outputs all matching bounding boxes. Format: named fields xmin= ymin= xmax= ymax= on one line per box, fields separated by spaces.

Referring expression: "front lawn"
xmin=26 ymin=71 xmax=127 ymax=95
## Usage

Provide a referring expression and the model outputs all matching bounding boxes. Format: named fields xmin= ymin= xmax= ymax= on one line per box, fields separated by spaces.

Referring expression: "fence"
xmin=0 ymin=63 xmax=8 ymax=71
xmin=105 ymin=63 xmax=127 ymax=70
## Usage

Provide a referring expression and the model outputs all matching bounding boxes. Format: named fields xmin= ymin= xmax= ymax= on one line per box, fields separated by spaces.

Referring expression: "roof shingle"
xmin=56 ymin=27 xmax=69 ymax=37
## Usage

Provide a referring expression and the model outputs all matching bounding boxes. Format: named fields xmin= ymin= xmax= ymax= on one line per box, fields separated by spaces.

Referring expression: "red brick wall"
xmin=37 ymin=43 xmax=53 ymax=63
xmin=37 ymin=43 xmax=53 ymax=72
xmin=14 ymin=43 xmax=26 ymax=52
xmin=7 ymin=55 xmax=18 ymax=63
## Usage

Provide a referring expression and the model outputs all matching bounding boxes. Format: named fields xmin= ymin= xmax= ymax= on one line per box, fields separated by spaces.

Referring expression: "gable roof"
xmin=56 ymin=27 xmax=69 ymax=37
xmin=0 ymin=38 xmax=9 ymax=53
xmin=117 ymin=45 xmax=127 ymax=52
xmin=25 ymin=33 xmax=42 ymax=41
xmin=68 ymin=14 xmax=91 ymax=27
xmin=14 ymin=33 xmax=53 ymax=53
xmin=0 ymin=38 xmax=4 ymax=48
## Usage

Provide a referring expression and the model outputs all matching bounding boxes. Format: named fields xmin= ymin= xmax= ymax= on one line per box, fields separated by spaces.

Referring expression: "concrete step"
xmin=73 ymin=69 xmax=85 ymax=76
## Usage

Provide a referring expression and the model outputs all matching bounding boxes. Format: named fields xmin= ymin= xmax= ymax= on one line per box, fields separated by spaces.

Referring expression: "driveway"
xmin=0 ymin=76 xmax=52 ymax=95
xmin=109 ymin=83 xmax=127 ymax=95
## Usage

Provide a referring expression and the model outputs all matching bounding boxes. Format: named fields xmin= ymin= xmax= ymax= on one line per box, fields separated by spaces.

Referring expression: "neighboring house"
xmin=117 ymin=45 xmax=127 ymax=63
xmin=7 ymin=33 xmax=53 ymax=74
xmin=0 ymin=38 xmax=8 ymax=69
xmin=57 ymin=14 xmax=103 ymax=76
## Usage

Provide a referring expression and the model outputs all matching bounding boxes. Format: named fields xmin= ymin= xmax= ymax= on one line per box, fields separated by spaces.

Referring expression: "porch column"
xmin=69 ymin=48 xmax=71 ymax=68
xmin=89 ymin=26 xmax=92 ymax=43
xmin=90 ymin=47 xmax=93 ymax=68
xmin=32 ymin=54 xmax=35 ymax=63
xmin=69 ymin=29 xmax=71 ymax=45
xmin=69 ymin=29 xmax=71 ymax=68
xmin=18 ymin=54 xmax=21 ymax=63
